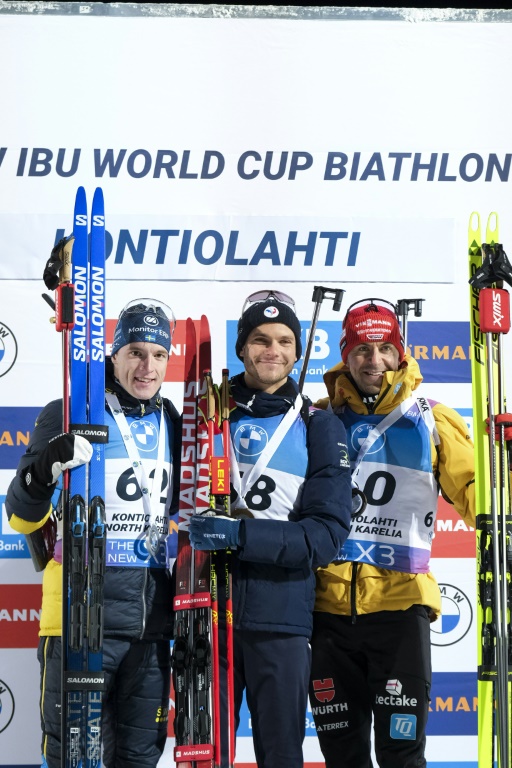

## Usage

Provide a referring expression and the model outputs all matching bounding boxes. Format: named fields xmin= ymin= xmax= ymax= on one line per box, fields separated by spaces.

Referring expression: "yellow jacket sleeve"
xmin=433 ymin=403 xmax=476 ymax=527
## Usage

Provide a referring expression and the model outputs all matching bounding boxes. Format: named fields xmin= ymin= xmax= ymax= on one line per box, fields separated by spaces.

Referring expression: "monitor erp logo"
xmin=226 ymin=320 xmax=472 ymax=384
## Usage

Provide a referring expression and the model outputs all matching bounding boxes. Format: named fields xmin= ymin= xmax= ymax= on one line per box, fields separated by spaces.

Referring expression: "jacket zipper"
xmin=350 ymin=562 xmax=358 ymax=623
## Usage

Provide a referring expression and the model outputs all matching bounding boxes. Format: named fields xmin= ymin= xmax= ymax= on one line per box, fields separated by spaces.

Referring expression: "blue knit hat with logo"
xmin=111 ymin=300 xmax=174 ymax=356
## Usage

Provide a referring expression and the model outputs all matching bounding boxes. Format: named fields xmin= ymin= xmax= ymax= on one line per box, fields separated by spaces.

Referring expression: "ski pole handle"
xmin=299 ymin=286 xmax=345 ymax=393
xmin=395 ymin=298 xmax=424 ymax=352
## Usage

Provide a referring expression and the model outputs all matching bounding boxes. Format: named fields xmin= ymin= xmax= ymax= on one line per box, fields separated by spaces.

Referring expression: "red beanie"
xmin=340 ymin=300 xmax=405 ymax=363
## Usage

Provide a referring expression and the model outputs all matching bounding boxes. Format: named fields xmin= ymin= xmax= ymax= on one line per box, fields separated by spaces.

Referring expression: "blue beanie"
xmin=111 ymin=301 xmax=173 ymax=356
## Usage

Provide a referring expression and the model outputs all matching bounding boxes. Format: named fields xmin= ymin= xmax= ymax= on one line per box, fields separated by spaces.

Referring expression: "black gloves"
xmin=22 ymin=433 xmax=93 ymax=500
xmin=43 ymin=237 xmax=71 ymax=290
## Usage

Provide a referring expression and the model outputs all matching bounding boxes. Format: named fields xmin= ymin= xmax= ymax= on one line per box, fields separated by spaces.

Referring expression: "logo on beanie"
xmin=144 ymin=314 xmax=159 ymax=326
xmin=263 ymin=306 xmax=279 ymax=318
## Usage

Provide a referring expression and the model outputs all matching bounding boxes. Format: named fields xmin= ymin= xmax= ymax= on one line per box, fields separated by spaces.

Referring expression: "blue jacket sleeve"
xmin=237 ymin=408 xmax=352 ymax=570
xmin=5 ymin=399 xmax=63 ymax=526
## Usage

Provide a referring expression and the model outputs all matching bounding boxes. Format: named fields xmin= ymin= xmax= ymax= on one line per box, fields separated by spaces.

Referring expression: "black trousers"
xmin=309 ymin=606 xmax=431 ymax=768
xmin=38 ymin=635 xmax=170 ymax=768
xmin=220 ymin=628 xmax=311 ymax=768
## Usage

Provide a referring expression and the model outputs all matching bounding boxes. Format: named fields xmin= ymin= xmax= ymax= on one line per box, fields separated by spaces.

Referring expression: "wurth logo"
xmin=312 ymin=678 xmax=335 ymax=703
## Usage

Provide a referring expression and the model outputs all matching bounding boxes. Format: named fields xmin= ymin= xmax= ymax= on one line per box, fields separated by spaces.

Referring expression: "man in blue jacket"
xmin=189 ymin=290 xmax=353 ymax=768
xmin=6 ymin=299 xmax=180 ymax=768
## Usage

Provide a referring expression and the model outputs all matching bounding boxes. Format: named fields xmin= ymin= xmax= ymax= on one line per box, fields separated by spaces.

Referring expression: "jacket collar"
xmin=323 ymin=355 xmax=423 ymax=415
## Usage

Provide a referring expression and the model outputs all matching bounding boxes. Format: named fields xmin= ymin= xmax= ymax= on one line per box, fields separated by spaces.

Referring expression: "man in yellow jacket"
xmin=309 ymin=298 xmax=475 ymax=768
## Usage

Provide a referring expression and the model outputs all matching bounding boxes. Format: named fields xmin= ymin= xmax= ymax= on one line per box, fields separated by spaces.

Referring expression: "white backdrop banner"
xmin=1 ymin=4 xmax=512 ymax=768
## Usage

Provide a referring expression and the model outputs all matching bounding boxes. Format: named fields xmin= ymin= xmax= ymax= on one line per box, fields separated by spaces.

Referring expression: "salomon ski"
xmin=56 ymin=187 xmax=107 ymax=768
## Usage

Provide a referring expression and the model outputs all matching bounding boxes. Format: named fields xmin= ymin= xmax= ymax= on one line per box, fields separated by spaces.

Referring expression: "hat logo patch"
xmin=263 ymin=306 xmax=279 ymax=318
xmin=144 ymin=314 xmax=159 ymax=325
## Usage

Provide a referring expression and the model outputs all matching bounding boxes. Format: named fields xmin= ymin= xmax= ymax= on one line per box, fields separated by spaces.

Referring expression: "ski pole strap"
xmin=229 ymin=394 xmax=301 ymax=507
xmin=106 ymin=393 xmax=167 ymax=558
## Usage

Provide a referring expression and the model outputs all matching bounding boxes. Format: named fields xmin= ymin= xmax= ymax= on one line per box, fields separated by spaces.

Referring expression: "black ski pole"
xmin=298 ymin=286 xmax=344 ymax=394
xmin=395 ymin=298 xmax=424 ymax=353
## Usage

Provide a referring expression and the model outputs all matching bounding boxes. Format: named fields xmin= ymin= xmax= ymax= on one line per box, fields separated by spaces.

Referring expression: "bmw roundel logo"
xmin=234 ymin=423 xmax=268 ymax=457
xmin=130 ymin=420 xmax=159 ymax=452
xmin=430 ymin=583 xmax=473 ymax=646
xmin=350 ymin=423 xmax=386 ymax=455
xmin=0 ymin=322 xmax=18 ymax=378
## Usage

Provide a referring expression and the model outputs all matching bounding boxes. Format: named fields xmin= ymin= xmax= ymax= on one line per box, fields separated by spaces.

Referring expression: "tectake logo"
xmin=0 ymin=678 xmax=15 ymax=733
xmin=0 ymin=321 xmax=18 ymax=378
xmin=430 ymin=583 xmax=473 ymax=647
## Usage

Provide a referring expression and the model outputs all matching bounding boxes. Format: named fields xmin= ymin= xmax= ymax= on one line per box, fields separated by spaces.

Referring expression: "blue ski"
xmin=61 ymin=187 xmax=107 ymax=768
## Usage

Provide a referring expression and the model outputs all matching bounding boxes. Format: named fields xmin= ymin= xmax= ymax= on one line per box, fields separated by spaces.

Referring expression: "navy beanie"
xmin=111 ymin=301 xmax=173 ymax=356
xmin=235 ymin=299 xmax=302 ymax=361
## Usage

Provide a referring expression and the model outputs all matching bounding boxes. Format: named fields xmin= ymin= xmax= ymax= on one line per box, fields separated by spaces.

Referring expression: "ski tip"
xmin=468 ymin=211 xmax=480 ymax=233
xmin=92 ymin=187 xmax=104 ymax=203
xmin=485 ymin=211 xmax=499 ymax=243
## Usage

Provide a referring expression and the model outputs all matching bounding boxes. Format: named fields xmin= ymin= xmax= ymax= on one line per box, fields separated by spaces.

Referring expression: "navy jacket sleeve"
xmin=237 ymin=408 xmax=352 ymax=570
xmin=5 ymin=399 xmax=63 ymax=525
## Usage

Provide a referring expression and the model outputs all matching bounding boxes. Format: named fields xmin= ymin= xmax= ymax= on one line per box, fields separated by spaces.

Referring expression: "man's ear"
xmin=239 ymin=347 xmax=245 ymax=359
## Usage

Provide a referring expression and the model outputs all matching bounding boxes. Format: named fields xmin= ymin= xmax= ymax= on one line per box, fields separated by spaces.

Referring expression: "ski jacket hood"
xmin=319 ymin=354 xmax=423 ymax=415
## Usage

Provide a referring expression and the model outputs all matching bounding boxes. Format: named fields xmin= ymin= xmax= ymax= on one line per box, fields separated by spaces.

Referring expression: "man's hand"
xmin=23 ymin=433 xmax=93 ymax=500
xmin=485 ymin=414 xmax=512 ymax=442
xmin=188 ymin=514 xmax=241 ymax=551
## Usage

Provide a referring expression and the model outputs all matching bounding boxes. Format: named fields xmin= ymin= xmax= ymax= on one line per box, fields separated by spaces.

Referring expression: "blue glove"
xmin=189 ymin=514 xmax=241 ymax=551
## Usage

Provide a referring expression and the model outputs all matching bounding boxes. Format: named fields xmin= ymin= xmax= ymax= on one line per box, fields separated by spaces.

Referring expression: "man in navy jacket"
xmin=189 ymin=290 xmax=352 ymax=768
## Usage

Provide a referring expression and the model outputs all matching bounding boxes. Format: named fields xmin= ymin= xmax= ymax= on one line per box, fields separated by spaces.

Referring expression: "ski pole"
xmin=44 ymin=234 xmax=76 ymax=767
xmin=298 ymin=286 xmax=344 ymax=393
xmin=220 ymin=369 xmax=236 ymax=768
xmin=395 ymin=298 xmax=424 ymax=353
xmin=205 ymin=370 xmax=222 ymax=768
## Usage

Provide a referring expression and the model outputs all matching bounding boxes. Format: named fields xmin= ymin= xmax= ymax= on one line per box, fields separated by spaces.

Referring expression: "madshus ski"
xmin=173 ymin=317 xmax=236 ymax=768
xmin=173 ymin=316 xmax=215 ymax=768
xmin=468 ymin=212 xmax=512 ymax=768
xmin=48 ymin=187 xmax=107 ymax=768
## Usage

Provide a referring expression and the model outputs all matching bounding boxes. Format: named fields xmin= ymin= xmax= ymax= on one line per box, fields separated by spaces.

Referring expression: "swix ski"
xmin=173 ymin=316 xmax=214 ymax=768
xmin=56 ymin=187 xmax=107 ymax=768
xmin=468 ymin=211 xmax=512 ymax=768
